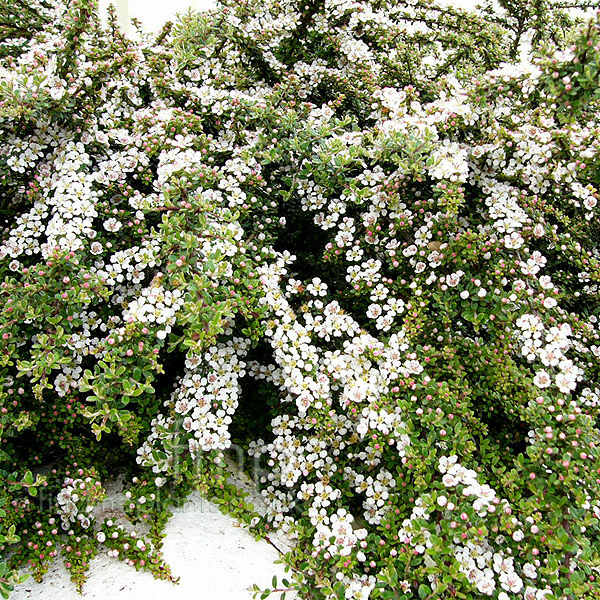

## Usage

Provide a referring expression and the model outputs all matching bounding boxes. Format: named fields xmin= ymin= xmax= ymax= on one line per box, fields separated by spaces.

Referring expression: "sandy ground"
xmin=10 ymin=472 xmax=295 ymax=600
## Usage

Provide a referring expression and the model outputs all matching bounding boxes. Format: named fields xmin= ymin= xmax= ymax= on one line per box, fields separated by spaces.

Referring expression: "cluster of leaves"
xmin=0 ymin=0 xmax=600 ymax=599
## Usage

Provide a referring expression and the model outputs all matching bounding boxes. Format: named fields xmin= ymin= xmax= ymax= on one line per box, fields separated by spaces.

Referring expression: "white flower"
xmin=103 ymin=218 xmax=122 ymax=232
xmin=95 ymin=130 xmax=109 ymax=144
xmin=79 ymin=516 xmax=91 ymax=528
xmin=500 ymin=571 xmax=523 ymax=593
xmin=90 ymin=241 xmax=103 ymax=255
xmin=306 ymin=277 xmax=328 ymax=297
xmin=366 ymin=304 xmax=383 ymax=319
xmin=438 ymin=455 xmax=458 ymax=473
xmin=442 ymin=474 xmax=458 ymax=487
xmin=533 ymin=370 xmax=551 ymax=389
xmin=476 ymin=577 xmax=496 ymax=595
xmin=446 ymin=271 xmax=464 ymax=287
xmin=555 ymin=372 xmax=577 ymax=394
xmin=512 ymin=529 xmax=524 ymax=542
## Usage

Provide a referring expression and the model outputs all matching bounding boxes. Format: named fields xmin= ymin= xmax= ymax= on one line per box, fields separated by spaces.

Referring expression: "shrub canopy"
xmin=1 ymin=1 xmax=600 ymax=599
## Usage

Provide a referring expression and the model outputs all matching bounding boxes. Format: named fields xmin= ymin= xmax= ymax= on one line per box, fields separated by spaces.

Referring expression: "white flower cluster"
xmin=94 ymin=145 xmax=149 ymax=187
xmin=348 ymin=468 xmax=397 ymax=525
xmin=580 ymin=387 xmax=600 ymax=408
xmin=4 ymin=132 xmax=47 ymax=174
xmin=124 ymin=280 xmax=184 ymax=340
xmin=56 ymin=477 xmax=98 ymax=531
xmin=482 ymin=180 xmax=530 ymax=237
xmin=96 ymin=239 xmax=160 ymax=287
xmin=428 ymin=140 xmax=469 ymax=183
xmin=0 ymin=137 xmax=99 ymax=259
xmin=137 ymin=335 xmax=249 ymax=473
xmin=178 ymin=338 xmax=249 ymax=455
xmin=312 ymin=508 xmax=367 ymax=557
xmin=246 ymin=257 xmax=416 ymax=529
xmin=53 ymin=365 xmax=82 ymax=397
xmin=156 ymin=147 xmax=206 ymax=187
xmin=339 ymin=574 xmax=376 ymax=600
xmin=515 ymin=314 xmax=583 ymax=394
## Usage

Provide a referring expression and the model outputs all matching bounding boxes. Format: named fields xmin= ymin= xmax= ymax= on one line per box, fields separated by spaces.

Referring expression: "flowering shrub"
xmin=1 ymin=0 xmax=600 ymax=599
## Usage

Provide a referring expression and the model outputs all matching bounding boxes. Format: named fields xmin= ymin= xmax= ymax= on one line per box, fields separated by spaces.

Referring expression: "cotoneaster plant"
xmin=0 ymin=1 xmax=600 ymax=599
